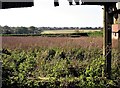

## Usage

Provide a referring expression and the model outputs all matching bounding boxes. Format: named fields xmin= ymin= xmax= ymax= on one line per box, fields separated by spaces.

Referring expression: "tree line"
xmin=0 ymin=25 xmax=103 ymax=34
xmin=0 ymin=26 xmax=41 ymax=34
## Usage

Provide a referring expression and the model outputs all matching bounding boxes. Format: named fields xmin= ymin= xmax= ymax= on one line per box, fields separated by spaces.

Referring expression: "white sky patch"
xmin=0 ymin=0 xmax=103 ymax=27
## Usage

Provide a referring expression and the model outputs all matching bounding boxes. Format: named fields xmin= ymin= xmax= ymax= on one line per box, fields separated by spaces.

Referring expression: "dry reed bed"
xmin=1 ymin=36 xmax=118 ymax=50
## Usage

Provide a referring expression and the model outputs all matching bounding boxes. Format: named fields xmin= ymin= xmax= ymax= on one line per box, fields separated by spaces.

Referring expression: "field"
xmin=2 ymin=36 xmax=102 ymax=49
xmin=1 ymin=36 xmax=120 ymax=88
xmin=2 ymin=36 xmax=118 ymax=50
xmin=41 ymin=29 xmax=101 ymax=34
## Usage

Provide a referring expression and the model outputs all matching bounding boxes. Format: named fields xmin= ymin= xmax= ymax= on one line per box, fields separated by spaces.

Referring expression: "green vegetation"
xmin=1 ymin=31 xmax=103 ymax=37
xmin=88 ymin=31 xmax=103 ymax=37
xmin=1 ymin=48 xmax=120 ymax=88
xmin=0 ymin=26 xmax=42 ymax=35
xmin=0 ymin=25 xmax=103 ymax=37
xmin=1 ymin=25 xmax=116 ymax=87
xmin=1 ymin=34 xmax=41 ymax=36
xmin=40 ymin=30 xmax=103 ymax=37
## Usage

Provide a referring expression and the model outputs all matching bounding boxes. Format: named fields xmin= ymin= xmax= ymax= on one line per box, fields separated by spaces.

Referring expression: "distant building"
xmin=112 ymin=24 xmax=120 ymax=39
xmin=112 ymin=2 xmax=120 ymax=40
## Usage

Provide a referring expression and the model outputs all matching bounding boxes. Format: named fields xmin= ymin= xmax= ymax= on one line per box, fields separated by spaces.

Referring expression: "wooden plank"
xmin=81 ymin=2 xmax=117 ymax=5
xmin=0 ymin=0 xmax=34 ymax=9
xmin=1 ymin=2 xmax=33 ymax=9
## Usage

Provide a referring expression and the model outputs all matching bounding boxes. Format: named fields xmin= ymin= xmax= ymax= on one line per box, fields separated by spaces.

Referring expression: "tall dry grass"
xmin=1 ymin=36 xmax=118 ymax=50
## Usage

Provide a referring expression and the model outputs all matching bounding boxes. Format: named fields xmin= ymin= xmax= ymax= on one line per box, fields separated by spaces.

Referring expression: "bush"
xmin=1 ymin=48 xmax=120 ymax=88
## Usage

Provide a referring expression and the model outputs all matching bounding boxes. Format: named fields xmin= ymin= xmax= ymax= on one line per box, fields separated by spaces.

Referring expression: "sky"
xmin=0 ymin=0 xmax=103 ymax=27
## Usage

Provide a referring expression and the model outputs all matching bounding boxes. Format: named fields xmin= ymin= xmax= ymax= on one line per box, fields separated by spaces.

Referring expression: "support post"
xmin=103 ymin=4 xmax=115 ymax=79
xmin=119 ymin=32 xmax=120 ymax=58
xmin=118 ymin=2 xmax=120 ymax=59
xmin=0 ymin=61 xmax=2 ymax=88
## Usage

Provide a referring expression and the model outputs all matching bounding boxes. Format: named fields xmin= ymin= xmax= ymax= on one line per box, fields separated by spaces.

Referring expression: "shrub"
xmin=1 ymin=48 xmax=120 ymax=88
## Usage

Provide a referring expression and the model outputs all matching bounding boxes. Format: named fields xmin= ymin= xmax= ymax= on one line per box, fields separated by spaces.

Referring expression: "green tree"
xmin=15 ymin=27 xmax=28 ymax=34
xmin=28 ymin=26 xmax=36 ymax=34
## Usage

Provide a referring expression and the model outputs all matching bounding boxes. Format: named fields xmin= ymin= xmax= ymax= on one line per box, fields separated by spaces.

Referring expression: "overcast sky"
xmin=0 ymin=0 xmax=103 ymax=27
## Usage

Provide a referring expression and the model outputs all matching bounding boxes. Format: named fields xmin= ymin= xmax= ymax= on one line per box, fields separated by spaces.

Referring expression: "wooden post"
xmin=103 ymin=4 xmax=115 ymax=79
xmin=119 ymin=31 xmax=120 ymax=58
xmin=118 ymin=2 xmax=120 ymax=59
xmin=0 ymin=61 xmax=2 ymax=88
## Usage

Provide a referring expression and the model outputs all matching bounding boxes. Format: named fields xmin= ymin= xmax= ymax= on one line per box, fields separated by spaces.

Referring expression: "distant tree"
xmin=15 ymin=27 xmax=28 ymax=34
xmin=3 ymin=25 xmax=13 ymax=34
xmin=0 ymin=25 xmax=3 ymax=34
xmin=94 ymin=27 xmax=98 ymax=29
xmin=28 ymin=26 xmax=36 ymax=34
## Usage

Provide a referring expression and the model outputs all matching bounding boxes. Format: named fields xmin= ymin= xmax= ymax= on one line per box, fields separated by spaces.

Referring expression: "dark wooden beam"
xmin=81 ymin=2 xmax=117 ymax=5
xmin=1 ymin=2 xmax=33 ymax=9
xmin=103 ymin=4 xmax=115 ymax=79
xmin=112 ymin=9 xmax=120 ymax=14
